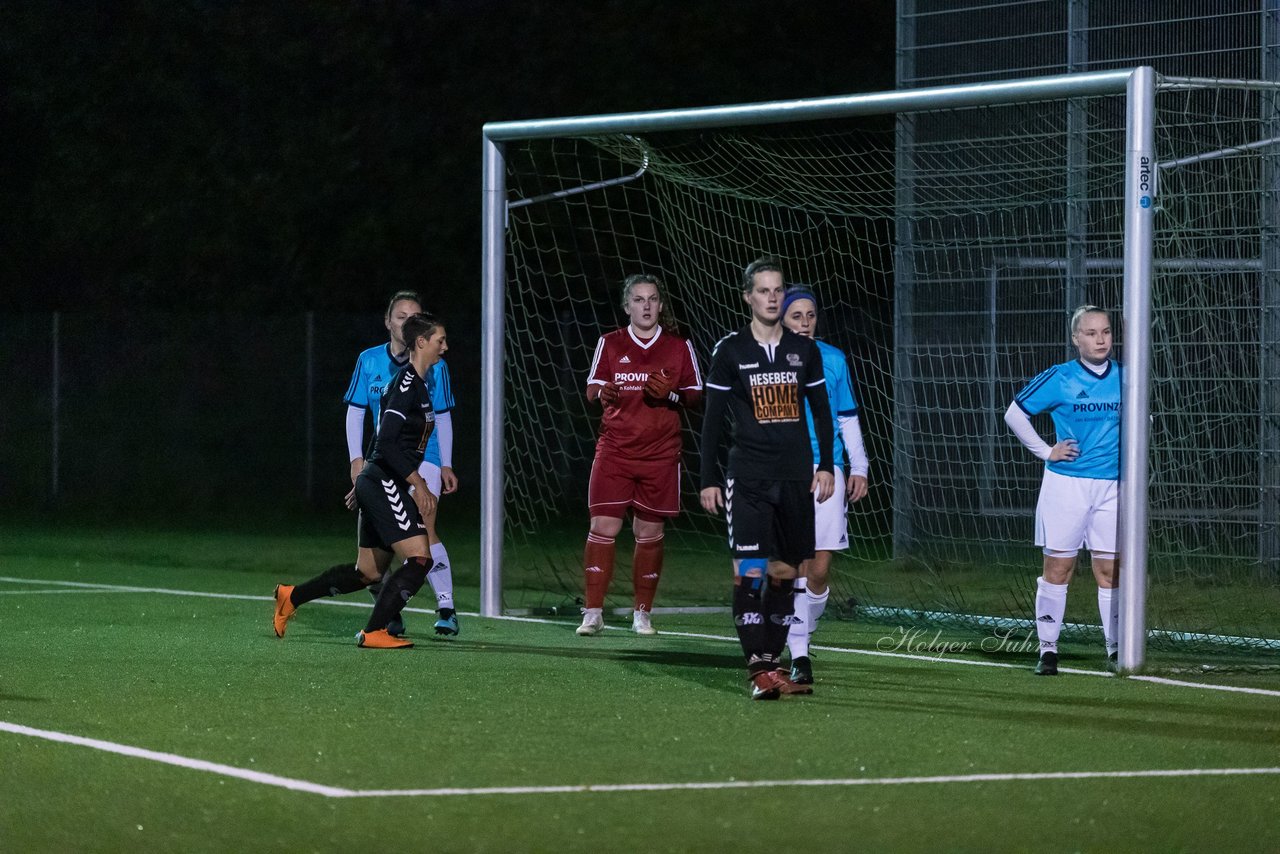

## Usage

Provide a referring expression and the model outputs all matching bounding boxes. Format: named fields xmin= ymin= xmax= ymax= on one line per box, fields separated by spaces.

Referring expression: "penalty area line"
xmin=0 ymin=721 xmax=353 ymax=798
xmin=4 ymin=718 xmax=1277 ymax=800
xmin=350 ymin=766 xmax=1280 ymax=798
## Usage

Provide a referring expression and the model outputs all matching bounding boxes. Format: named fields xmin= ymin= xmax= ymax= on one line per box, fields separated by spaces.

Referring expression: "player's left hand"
xmin=441 ymin=466 xmax=458 ymax=494
xmin=599 ymin=381 xmax=622 ymax=408
xmin=415 ymin=487 xmax=437 ymax=521
xmin=643 ymin=368 xmax=675 ymax=401
xmin=343 ymin=486 xmax=358 ymax=512
xmin=812 ymin=470 xmax=835 ymax=504
xmin=699 ymin=486 xmax=724 ymax=515
xmin=848 ymin=474 xmax=868 ymax=503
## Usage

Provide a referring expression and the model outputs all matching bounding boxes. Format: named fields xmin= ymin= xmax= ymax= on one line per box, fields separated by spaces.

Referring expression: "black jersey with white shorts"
xmin=356 ymin=362 xmax=435 ymax=550
xmin=700 ymin=326 xmax=834 ymax=565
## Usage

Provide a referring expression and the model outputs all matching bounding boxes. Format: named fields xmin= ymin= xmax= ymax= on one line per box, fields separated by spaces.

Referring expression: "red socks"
xmin=583 ymin=533 xmax=617 ymax=609
xmin=632 ymin=534 xmax=664 ymax=612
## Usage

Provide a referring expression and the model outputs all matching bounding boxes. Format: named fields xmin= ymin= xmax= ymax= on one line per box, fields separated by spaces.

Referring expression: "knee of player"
xmin=807 ymin=561 xmax=831 ymax=588
xmin=589 ymin=516 xmax=624 ymax=539
xmin=1041 ymin=549 xmax=1078 ymax=583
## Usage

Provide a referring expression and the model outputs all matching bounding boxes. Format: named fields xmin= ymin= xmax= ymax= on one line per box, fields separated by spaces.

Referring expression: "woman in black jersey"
xmin=272 ymin=313 xmax=448 ymax=649
xmin=700 ymin=257 xmax=835 ymax=699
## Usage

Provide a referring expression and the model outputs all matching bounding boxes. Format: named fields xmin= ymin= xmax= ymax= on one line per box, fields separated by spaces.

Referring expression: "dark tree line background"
xmin=1 ymin=1 xmax=893 ymax=518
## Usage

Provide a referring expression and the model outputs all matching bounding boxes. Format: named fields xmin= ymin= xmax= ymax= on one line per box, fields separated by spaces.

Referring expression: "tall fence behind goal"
xmin=480 ymin=69 xmax=1280 ymax=667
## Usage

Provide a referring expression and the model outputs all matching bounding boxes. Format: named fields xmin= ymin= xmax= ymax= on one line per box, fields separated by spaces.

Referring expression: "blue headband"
xmin=782 ymin=288 xmax=818 ymax=315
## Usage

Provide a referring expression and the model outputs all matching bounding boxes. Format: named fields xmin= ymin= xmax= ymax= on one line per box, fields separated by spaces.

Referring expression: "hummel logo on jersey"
xmin=737 ymin=543 xmax=760 ymax=551
xmin=619 ymin=355 xmax=631 ymax=364
xmin=1077 ymin=390 xmax=1089 ymax=399
xmin=739 ymin=362 xmax=759 ymax=369
xmin=398 ymin=374 xmax=413 ymax=392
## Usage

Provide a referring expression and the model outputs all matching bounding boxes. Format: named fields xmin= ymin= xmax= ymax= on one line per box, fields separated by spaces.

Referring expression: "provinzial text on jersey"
xmin=614 ymin=371 xmax=656 ymax=383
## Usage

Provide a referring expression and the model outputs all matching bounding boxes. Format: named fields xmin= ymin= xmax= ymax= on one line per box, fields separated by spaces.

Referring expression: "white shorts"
xmin=1034 ymin=468 xmax=1117 ymax=555
xmin=812 ymin=465 xmax=849 ymax=552
xmin=417 ymin=461 xmax=443 ymax=498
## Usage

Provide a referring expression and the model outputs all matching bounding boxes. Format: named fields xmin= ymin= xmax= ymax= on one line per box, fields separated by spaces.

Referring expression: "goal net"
xmin=489 ymin=73 xmax=1280 ymax=657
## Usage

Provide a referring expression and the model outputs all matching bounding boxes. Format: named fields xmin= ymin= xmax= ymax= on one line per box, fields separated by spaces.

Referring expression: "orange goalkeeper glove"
xmin=643 ymin=368 xmax=676 ymax=401
xmin=599 ymin=381 xmax=621 ymax=408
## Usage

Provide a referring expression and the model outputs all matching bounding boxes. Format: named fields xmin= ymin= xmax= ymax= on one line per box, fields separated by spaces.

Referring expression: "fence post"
xmin=51 ymin=311 xmax=60 ymax=501
xmin=305 ymin=310 xmax=315 ymax=502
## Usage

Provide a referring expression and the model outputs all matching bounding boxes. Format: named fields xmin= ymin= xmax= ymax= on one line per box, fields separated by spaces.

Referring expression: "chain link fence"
xmin=0 ymin=312 xmax=480 ymax=520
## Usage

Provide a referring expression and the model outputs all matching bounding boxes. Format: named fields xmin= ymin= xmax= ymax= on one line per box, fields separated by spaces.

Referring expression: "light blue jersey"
xmin=422 ymin=360 xmax=455 ymax=466
xmin=804 ymin=339 xmax=860 ymax=466
xmin=1015 ymin=359 xmax=1121 ymax=480
xmin=344 ymin=345 xmax=455 ymax=465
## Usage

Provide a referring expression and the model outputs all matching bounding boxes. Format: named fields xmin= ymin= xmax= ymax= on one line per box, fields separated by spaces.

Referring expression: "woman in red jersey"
xmin=577 ymin=274 xmax=702 ymax=637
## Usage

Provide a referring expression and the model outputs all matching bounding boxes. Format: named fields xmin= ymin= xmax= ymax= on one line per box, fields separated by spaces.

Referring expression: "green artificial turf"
xmin=2 ymin=524 xmax=1279 ymax=852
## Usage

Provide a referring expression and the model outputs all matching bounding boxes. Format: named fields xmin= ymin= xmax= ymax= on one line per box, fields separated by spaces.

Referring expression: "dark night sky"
xmin=1 ymin=1 xmax=896 ymax=315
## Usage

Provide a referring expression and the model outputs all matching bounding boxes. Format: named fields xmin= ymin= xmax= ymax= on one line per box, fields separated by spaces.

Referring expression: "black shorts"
xmin=725 ymin=477 xmax=815 ymax=567
xmin=355 ymin=463 xmax=426 ymax=551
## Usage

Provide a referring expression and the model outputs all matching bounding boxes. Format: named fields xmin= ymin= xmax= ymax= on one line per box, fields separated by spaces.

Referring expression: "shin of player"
xmin=579 ymin=274 xmax=702 ymax=637
xmin=1005 ymin=306 xmax=1121 ymax=675
xmin=700 ymin=258 xmax=835 ymax=699
xmin=779 ymin=289 xmax=870 ymax=685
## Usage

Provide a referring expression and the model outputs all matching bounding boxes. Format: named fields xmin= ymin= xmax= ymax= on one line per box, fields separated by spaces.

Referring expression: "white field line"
xmin=0 ymin=588 xmax=131 ymax=596
xmin=350 ymin=766 xmax=1280 ymax=798
xmin=3 ymin=718 xmax=1278 ymax=800
xmin=0 ymin=721 xmax=353 ymax=797
xmin=3 ymin=575 xmax=1279 ymax=698
xmin=1129 ymin=675 xmax=1280 ymax=697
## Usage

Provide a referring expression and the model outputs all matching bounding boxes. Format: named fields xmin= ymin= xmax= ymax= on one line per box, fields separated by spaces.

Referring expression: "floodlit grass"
xmin=2 ymin=523 xmax=1279 ymax=852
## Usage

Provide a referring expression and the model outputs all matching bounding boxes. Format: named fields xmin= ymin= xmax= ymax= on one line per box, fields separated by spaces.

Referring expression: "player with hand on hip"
xmin=1005 ymin=305 xmax=1121 ymax=675
xmin=778 ymin=288 xmax=870 ymax=685
xmin=578 ymin=274 xmax=702 ymax=637
xmin=700 ymin=257 xmax=836 ymax=699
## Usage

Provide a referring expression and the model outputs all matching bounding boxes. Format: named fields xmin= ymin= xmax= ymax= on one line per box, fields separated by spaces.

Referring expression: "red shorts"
xmin=588 ymin=453 xmax=681 ymax=520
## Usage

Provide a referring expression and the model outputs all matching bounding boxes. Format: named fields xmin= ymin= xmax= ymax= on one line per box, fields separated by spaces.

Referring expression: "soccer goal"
xmin=480 ymin=67 xmax=1280 ymax=670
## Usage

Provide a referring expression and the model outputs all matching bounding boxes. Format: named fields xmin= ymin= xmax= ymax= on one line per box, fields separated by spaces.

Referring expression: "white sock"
xmin=787 ymin=578 xmax=810 ymax=659
xmin=787 ymin=585 xmax=829 ymax=660
xmin=1097 ymin=587 xmax=1118 ymax=655
xmin=809 ymin=586 xmax=830 ymax=625
xmin=427 ymin=541 xmax=454 ymax=611
xmin=1034 ymin=578 xmax=1069 ymax=654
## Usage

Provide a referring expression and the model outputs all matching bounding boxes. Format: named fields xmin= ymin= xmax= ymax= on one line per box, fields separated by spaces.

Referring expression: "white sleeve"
xmin=1004 ymin=402 xmax=1052 ymax=461
xmin=346 ymin=405 xmax=366 ymax=462
xmin=838 ymin=413 xmax=869 ymax=477
xmin=435 ymin=410 xmax=454 ymax=468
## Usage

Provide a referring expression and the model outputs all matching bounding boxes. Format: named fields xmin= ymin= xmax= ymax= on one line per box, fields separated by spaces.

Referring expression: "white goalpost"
xmin=479 ymin=67 xmax=1280 ymax=671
